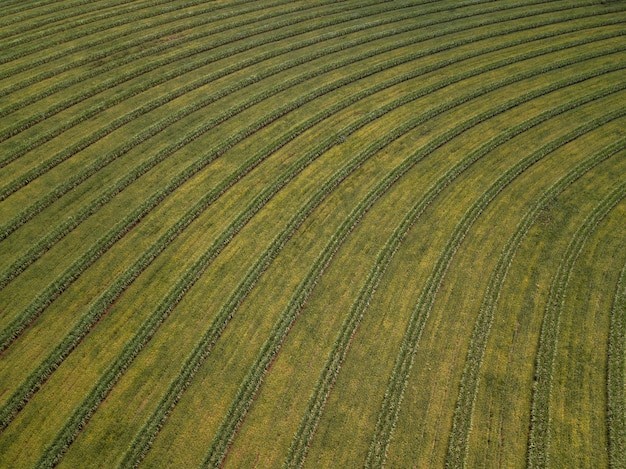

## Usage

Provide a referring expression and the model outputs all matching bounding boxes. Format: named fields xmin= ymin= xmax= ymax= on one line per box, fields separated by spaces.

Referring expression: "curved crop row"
xmin=4 ymin=10 xmax=622 ymax=294
xmin=0 ymin=32 xmax=427 ymax=352
xmin=0 ymin=0 xmax=403 ymax=102
xmin=0 ymin=0 xmax=67 ymax=19
xmin=30 ymin=67 xmax=439 ymax=469
xmin=608 ymin=260 xmax=626 ymax=468
xmin=0 ymin=0 xmax=167 ymax=34
xmin=0 ymin=2 xmax=623 ymax=467
xmin=0 ymin=1 xmax=435 ymax=286
xmin=4 ymin=1 xmax=615 ymax=235
xmin=4 ymin=0 xmax=563 ymax=177
xmin=0 ymin=0 xmax=217 ymax=51
xmin=2 ymin=11 xmax=606 ymax=360
xmin=0 ymin=0 xmax=374 ymax=144
xmin=0 ymin=20 xmax=514 ymax=431
xmin=3 ymin=7 xmax=620 ymax=396
xmin=0 ymin=0 xmax=362 ymax=145
xmin=0 ymin=0 xmax=543 ymax=351
xmin=527 ymin=180 xmax=626 ymax=468
xmin=5 ymin=0 xmax=613 ymax=147
xmin=3 ymin=0 xmax=612 ymax=154
xmin=0 ymin=0 xmax=292 ymax=87
xmin=0 ymin=0 xmax=191 ymax=51
xmin=240 ymin=73 xmax=626 ymax=469
xmin=0 ymin=0 xmax=375 ymax=120
xmin=0 ymin=0 xmax=134 ymax=32
xmin=119 ymin=70 xmax=454 ymax=469
xmin=33 ymin=19 xmax=624 ymax=468
xmin=445 ymin=135 xmax=626 ymax=468
xmin=1 ymin=0 xmax=576 ymax=215
xmin=364 ymin=104 xmax=626 ymax=469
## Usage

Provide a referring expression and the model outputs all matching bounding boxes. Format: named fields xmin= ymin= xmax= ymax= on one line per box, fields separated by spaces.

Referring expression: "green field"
xmin=0 ymin=0 xmax=625 ymax=467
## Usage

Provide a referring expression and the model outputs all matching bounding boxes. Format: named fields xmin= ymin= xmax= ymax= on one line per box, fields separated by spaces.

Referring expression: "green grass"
xmin=1 ymin=1 xmax=625 ymax=467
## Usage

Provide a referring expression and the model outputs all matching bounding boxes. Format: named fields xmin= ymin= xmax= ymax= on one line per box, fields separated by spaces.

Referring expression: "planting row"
xmin=0 ymin=0 xmax=273 ymax=66
xmin=32 ymin=66 xmax=441 ymax=469
xmin=0 ymin=1 xmax=438 ymax=288
xmin=608 ymin=260 xmax=626 ymax=468
xmin=2 ymin=2 xmax=624 ymax=466
xmin=365 ymin=101 xmax=626 ymax=469
xmin=445 ymin=134 xmax=626 ymax=468
xmin=5 ymin=5 xmax=620 ymax=290
xmin=3 ymin=0 xmax=607 ymax=157
xmin=0 ymin=0 xmax=189 ymax=51
xmin=0 ymin=3 xmax=533 ymax=348
xmin=0 ymin=0 xmax=377 ymax=144
xmin=2 ymin=23 xmax=505 ymax=433
xmin=3 ymin=0 xmax=607 ymax=143
xmin=267 ymin=63 xmax=626 ymax=469
xmin=526 ymin=176 xmax=626 ymax=468
xmin=23 ymin=17 xmax=616 ymax=464
xmin=4 ymin=0 xmax=604 ymax=348
xmin=123 ymin=39 xmax=626 ymax=469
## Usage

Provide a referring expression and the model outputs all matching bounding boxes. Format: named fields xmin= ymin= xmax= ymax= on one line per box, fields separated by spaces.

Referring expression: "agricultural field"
xmin=0 ymin=0 xmax=625 ymax=467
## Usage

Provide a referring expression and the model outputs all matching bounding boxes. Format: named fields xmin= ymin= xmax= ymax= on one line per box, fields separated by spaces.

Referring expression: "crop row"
xmin=0 ymin=0 xmax=288 ymax=62
xmin=0 ymin=0 xmax=361 ymax=140
xmin=0 ymin=0 xmax=67 ymax=19
xmin=23 ymin=11 xmax=608 ymax=464
xmin=0 ymin=2 xmax=428 ymax=281
xmin=364 ymin=102 xmax=626 ymax=468
xmin=2 ymin=0 xmax=606 ymax=150
xmin=0 ymin=0 xmax=168 ymax=34
xmin=258 ymin=60 xmax=626 ymax=469
xmin=2 ymin=0 xmax=610 ymax=188
xmin=0 ymin=0 xmax=521 ymax=331
xmin=4 ymin=0 xmax=233 ymax=49
xmin=0 ymin=37 xmax=416 ymax=349
xmin=0 ymin=0 xmax=130 ymax=34
xmin=0 ymin=0 xmax=354 ymax=153
xmin=30 ymin=55 xmax=450 ymax=468
xmin=0 ymin=0 xmax=392 ymax=100
xmin=126 ymin=36 xmax=626 ymax=469
xmin=5 ymin=0 xmax=612 ymax=145
xmin=1 ymin=21 xmax=500 ymax=432
xmin=128 ymin=80 xmax=454 ymax=469
xmin=11 ymin=20 xmax=620 ymax=444
xmin=0 ymin=0 xmax=288 ymax=90
xmin=2 ymin=2 xmax=616 ymax=76
xmin=2 ymin=3 xmax=430 ymax=205
xmin=5 ymin=5 xmax=602 ymax=315
xmin=0 ymin=1 xmax=431 ymax=195
xmin=4 ymin=6 xmax=621 ymax=253
xmin=5 ymin=0 xmax=543 ymax=172
xmin=445 ymin=135 xmax=626 ymax=468
xmin=4 ymin=8 xmax=623 ymax=356
xmin=3 ymin=0 xmax=620 ymax=458
xmin=526 ymin=179 xmax=626 ymax=468
xmin=608 ymin=260 xmax=626 ymax=469
xmin=0 ymin=0 xmax=189 ymax=50
xmin=31 ymin=25 xmax=620 ymax=468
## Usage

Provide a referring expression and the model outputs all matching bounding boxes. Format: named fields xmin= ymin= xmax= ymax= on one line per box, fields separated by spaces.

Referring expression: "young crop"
xmin=0 ymin=0 xmax=183 ymax=50
xmin=366 ymin=106 xmax=626 ymax=469
xmin=527 ymin=180 xmax=626 ymax=468
xmin=446 ymin=136 xmax=626 ymax=468
xmin=29 ymin=14 xmax=620 ymax=464
xmin=608 ymin=261 xmax=626 ymax=469
xmin=1 ymin=2 xmax=624 ymax=466
xmin=275 ymin=70 xmax=626 ymax=469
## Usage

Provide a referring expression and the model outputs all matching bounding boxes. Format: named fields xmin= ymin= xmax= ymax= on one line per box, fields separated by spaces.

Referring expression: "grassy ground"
xmin=0 ymin=0 xmax=625 ymax=467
